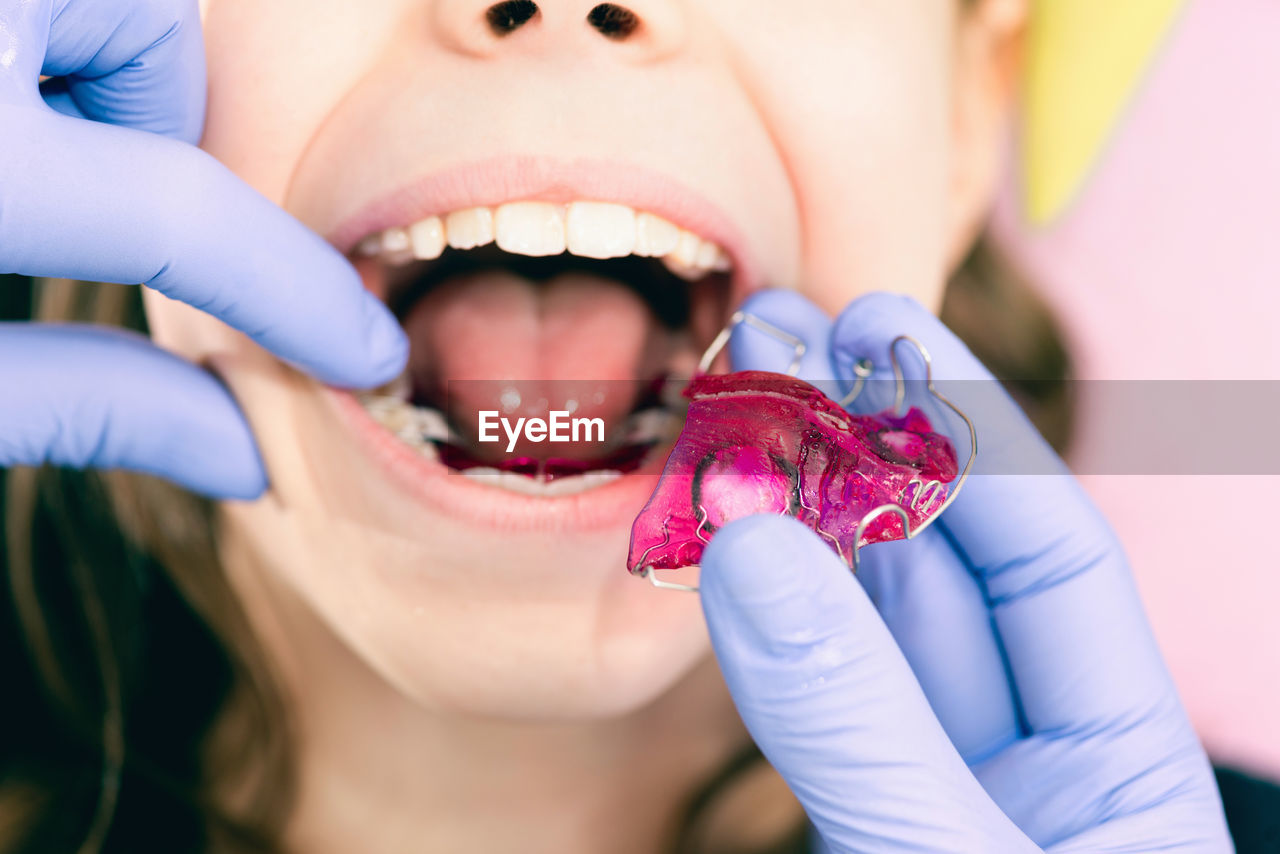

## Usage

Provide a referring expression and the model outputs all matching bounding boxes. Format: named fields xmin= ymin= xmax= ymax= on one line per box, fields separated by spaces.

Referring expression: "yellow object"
xmin=1023 ymin=0 xmax=1185 ymax=223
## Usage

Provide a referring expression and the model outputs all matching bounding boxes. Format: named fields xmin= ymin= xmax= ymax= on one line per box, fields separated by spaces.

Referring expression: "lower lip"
xmin=324 ymin=389 xmax=669 ymax=534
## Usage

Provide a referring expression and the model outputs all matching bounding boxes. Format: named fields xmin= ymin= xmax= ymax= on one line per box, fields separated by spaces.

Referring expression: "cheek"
xmin=142 ymin=285 xmax=253 ymax=366
xmin=718 ymin=1 xmax=955 ymax=315
xmin=200 ymin=0 xmax=410 ymax=199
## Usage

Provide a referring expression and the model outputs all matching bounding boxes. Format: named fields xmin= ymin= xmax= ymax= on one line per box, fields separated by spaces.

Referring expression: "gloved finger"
xmin=729 ymin=289 xmax=1019 ymax=760
xmin=31 ymin=0 xmax=206 ymax=142
xmin=726 ymin=289 xmax=837 ymax=397
xmin=855 ymin=529 xmax=1020 ymax=763
xmin=0 ymin=323 xmax=266 ymax=499
xmin=700 ymin=514 xmax=1036 ymax=854
xmin=0 ymin=107 xmax=407 ymax=389
xmin=831 ymin=293 xmax=1176 ymax=737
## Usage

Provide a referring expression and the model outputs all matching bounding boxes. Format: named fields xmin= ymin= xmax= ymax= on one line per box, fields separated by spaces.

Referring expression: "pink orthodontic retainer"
xmin=627 ymin=311 xmax=977 ymax=592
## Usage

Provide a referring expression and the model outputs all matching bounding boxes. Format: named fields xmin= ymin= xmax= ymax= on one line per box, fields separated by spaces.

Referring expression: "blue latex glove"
xmin=701 ymin=290 xmax=1231 ymax=852
xmin=0 ymin=0 xmax=407 ymax=498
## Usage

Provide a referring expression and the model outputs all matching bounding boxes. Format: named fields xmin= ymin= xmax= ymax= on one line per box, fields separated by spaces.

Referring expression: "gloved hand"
xmin=0 ymin=0 xmax=406 ymax=498
xmin=699 ymin=290 xmax=1231 ymax=852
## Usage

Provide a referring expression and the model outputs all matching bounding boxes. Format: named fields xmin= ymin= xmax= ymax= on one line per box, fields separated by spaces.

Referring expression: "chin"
xmin=224 ymin=490 xmax=711 ymax=720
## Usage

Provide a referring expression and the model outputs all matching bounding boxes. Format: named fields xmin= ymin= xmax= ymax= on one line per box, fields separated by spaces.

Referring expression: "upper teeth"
xmin=357 ymin=201 xmax=732 ymax=281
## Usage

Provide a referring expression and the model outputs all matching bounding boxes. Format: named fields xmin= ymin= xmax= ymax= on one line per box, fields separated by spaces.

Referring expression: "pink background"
xmin=992 ymin=0 xmax=1280 ymax=776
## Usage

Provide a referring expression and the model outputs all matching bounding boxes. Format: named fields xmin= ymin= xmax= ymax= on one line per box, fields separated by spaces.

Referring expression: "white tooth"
xmin=659 ymin=375 xmax=688 ymax=410
xmin=390 ymin=377 xmax=412 ymax=402
xmin=460 ymin=469 xmax=543 ymax=495
xmin=695 ymin=239 xmax=721 ymax=270
xmin=372 ymin=398 xmax=413 ymax=433
xmin=662 ymin=258 xmax=703 ymax=282
xmin=565 ymin=202 xmax=635 ymax=259
xmin=358 ymin=397 xmax=442 ymax=462
xmin=357 ymin=235 xmax=383 ymax=256
xmin=396 ymin=425 xmax=426 ymax=446
xmin=669 ymin=230 xmax=703 ymax=267
xmin=379 ymin=227 xmax=413 ymax=265
xmin=357 ymin=393 xmax=395 ymax=417
xmin=494 ymin=202 xmax=566 ymax=256
xmin=662 ymin=230 xmax=712 ymax=281
xmin=459 ymin=467 xmax=623 ymax=496
xmin=544 ymin=470 xmax=622 ymax=495
xmin=368 ymin=370 xmax=411 ymax=402
xmin=661 ymin=258 xmax=705 ymax=281
xmin=496 ymin=473 xmax=550 ymax=495
xmin=634 ymin=212 xmax=680 ymax=257
xmin=711 ymin=247 xmax=732 ymax=272
xmin=413 ymin=406 xmax=451 ymax=442
xmin=624 ymin=407 xmax=682 ymax=444
xmin=408 ymin=216 xmax=446 ymax=260
xmin=446 ymin=207 xmax=495 ymax=250
xmin=381 ymin=227 xmax=411 ymax=254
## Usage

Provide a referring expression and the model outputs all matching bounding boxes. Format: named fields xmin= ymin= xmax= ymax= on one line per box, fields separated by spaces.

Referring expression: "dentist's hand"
xmin=0 ymin=0 xmax=407 ymax=498
xmin=699 ymin=291 xmax=1231 ymax=852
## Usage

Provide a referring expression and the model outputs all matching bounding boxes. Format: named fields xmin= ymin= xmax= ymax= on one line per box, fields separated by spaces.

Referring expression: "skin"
xmin=144 ymin=1 xmax=1026 ymax=851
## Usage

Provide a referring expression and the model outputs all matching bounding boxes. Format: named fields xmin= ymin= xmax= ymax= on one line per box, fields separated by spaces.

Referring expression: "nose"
xmin=432 ymin=0 xmax=687 ymax=61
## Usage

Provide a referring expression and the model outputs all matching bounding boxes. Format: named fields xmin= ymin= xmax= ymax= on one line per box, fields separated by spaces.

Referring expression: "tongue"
xmin=401 ymin=271 xmax=676 ymax=461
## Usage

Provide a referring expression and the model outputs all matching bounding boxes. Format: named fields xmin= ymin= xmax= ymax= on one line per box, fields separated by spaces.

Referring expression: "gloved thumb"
xmin=699 ymin=514 xmax=1036 ymax=853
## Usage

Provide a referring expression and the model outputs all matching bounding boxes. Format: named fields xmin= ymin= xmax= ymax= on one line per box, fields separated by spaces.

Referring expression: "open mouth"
xmin=347 ymin=200 xmax=737 ymax=497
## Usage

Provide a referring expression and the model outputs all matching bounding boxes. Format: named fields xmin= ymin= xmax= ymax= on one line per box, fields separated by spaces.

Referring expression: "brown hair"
xmin=1 ymin=281 xmax=293 ymax=853
xmin=0 ymin=239 xmax=1071 ymax=853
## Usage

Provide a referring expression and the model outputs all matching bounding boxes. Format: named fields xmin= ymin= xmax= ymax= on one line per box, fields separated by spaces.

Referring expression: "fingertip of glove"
xmin=730 ymin=290 xmax=834 ymax=381
xmin=703 ymin=511 xmax=808 ymax=560
xmin=137 ymin=435 xmax=267 ymax=501
xmin=214 ymin=469 xmax=269 ymax=502
xmin=316 ymin=254 xmax=408 ymax=387
xmin=700 ymin=514 xmax=842 ymax=610
xmin=700 ymin=515 xmax=876 ymax=674
xmin=737 ymin=289 xmax=825 ymax=324
xmin=830 ymin=293 xmax=930 ymax=357
xmin=361 ymin=298 xmax=410 ymax=384
xmin=831 ymin=292 xmax=991 ymax=385
xmin=316 ymin=296 xmax=408 ymax=389
xmin=178 ymin=388 xmax=271 ymax=500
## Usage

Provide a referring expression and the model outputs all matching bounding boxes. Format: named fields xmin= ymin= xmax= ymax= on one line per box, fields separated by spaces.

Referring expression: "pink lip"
xmin=328 ymin=154 xmax=762 ymax=297
xmin=319 ymin=155 xmax=762 ymax=532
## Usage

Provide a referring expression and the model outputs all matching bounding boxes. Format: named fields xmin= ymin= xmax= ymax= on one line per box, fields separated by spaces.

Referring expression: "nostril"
xmin=486 ymin=0 xmax=539 ymax=36
xmin=586 ymin=3 xmax=640 ymax=40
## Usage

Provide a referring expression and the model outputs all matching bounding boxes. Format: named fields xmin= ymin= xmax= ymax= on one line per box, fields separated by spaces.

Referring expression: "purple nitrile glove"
xmin=0 ymin=0 xmax=407 ymax=498
xmin=700 ymin=290 xmax=1230 ymax=852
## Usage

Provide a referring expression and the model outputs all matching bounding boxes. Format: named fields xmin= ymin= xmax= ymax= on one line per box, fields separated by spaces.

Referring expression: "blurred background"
xmin=992 ymin=0 xmax=1280 ymax=802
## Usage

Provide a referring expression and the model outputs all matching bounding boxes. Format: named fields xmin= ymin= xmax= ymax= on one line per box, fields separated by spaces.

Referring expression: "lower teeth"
xmin=358 ymin=393 xmax=450 ymax=458
xmin=457 ymin=468 xmax=623 ymax=496
xmin=356 ymin=393 xmax=679 ymax=493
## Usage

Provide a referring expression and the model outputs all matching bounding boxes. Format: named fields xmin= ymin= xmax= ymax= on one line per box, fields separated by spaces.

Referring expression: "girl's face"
xmin=148 ymin=0 xmax=1019 ymax=719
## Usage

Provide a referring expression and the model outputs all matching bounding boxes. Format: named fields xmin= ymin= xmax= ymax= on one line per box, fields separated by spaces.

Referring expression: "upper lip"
xmin=326 ymin=154 xmax=762 ymax=297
